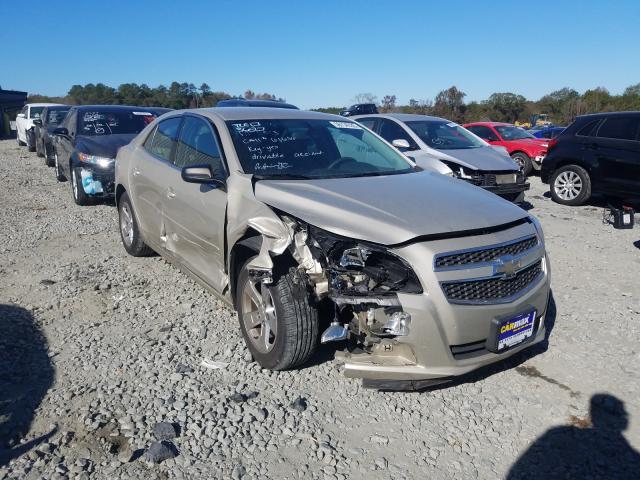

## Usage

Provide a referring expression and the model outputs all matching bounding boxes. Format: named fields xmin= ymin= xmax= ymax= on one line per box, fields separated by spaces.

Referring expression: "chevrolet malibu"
xmin=115 ymin=108 xmax=551 ymax=389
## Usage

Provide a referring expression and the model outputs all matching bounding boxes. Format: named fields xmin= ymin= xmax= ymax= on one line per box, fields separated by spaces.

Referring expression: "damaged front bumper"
xmin=331 ymin=222 xmax=551 ymax=388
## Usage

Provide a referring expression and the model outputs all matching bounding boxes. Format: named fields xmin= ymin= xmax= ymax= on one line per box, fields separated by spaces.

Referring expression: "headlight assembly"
xmin=78 ymin=152 xmax=115 ymax=168
xmin=308 ymin=226 xmax=423 ymax=295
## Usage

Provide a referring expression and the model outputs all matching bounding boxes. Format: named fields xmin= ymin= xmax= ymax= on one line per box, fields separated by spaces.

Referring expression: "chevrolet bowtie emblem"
xmin=494 ymin=255 xmax=522 ymax=279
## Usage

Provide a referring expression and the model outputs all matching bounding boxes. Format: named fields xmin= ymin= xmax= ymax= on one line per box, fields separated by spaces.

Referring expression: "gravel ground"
xmin=1 ymin=138 xmax=639 ymax=479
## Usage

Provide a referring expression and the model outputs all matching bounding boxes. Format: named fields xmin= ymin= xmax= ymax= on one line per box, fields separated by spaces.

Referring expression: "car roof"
xmin=28 ymin=103 xmax=65 ymax=107
xmin=216 ymin=99 xmax=298 ymax=109
xmin=176 ymin=107 xmax=345 ymax=122
xmin=353 ymin=113 xmax=451 ymax=122
xmin=577 ymin=110 xmax=640 ymax=119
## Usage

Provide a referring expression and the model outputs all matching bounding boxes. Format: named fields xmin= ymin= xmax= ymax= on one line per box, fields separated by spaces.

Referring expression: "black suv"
xmin=541 ymin=111 xmax=640 ymax=205
xmin=340 ymin=103 xmax=378 ymax=117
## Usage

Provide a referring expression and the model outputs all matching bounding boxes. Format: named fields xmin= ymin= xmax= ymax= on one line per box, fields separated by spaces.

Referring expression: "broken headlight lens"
xmin=305 ymin=225 xmax=423 ymax=295
xmin=78 ymin=152 xmax=114 ymax=168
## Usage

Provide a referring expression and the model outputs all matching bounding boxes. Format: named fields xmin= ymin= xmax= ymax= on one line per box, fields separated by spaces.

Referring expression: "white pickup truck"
xmin=16 ymin=103 xmax=63 ymax=151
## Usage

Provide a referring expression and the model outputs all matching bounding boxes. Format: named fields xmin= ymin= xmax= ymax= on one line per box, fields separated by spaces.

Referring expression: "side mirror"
xmin=181 ymin=164 xmax=225 ymax=188
xmin=392 ymin=139 xmax=411 ymax=150
xmin=17 ymin=113 xmax=25 ymax=119
xmin=33 ymin=119 xmax=42 ymax=126
xmin=53 ymin=127 xmax=69 ymax=136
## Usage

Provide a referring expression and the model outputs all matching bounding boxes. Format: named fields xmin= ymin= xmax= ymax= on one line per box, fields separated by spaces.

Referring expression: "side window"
xmin=378 ymin=119 xmax=415 ymax=146
xmin=174 ymin=116 xmax=225 ymax=176
xmin=468 ymin=125 xmax=497 ymax=141
xmin=576 ymin=120 xmax=600 ymax=137
xmin=147 ymin=117 xmax=182 ymax=162
xmin=596 ymin=117 xmax=640 ymax=141
xmin=357 ymin=118 xmax=377 ymax=130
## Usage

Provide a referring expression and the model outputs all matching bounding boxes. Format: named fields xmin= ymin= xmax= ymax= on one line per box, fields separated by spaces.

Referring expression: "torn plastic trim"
xmin=245 ymin=217 xmax=293 ymax=283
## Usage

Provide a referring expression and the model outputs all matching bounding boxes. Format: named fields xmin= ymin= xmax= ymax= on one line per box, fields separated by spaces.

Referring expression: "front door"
xmin=592 ymin=115 xmax=640 ymax=197
xmin=163 ymin=115 xmax=228 ymax=292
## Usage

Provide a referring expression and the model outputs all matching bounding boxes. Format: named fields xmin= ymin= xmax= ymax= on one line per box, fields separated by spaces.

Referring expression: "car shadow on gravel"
xmin=0 ymin=304 xmax=56 ymax=467
xmin=420 ymin=291 xmax=558 ymax=393
xmin=506 ymin=393 xmax=640 ymax=479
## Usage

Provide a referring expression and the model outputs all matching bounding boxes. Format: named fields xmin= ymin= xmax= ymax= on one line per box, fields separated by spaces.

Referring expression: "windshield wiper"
xmin=252 ymin=173 xmax=314 ymax=181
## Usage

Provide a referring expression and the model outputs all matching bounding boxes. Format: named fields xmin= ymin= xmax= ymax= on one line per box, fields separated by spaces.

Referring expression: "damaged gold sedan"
xmin=114 ymin=108 xmax=551 ymax=390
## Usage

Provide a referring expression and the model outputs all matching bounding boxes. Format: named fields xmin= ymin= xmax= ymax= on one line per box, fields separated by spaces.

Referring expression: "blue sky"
xmin=1 ymin=0 xmax=639 ymax=109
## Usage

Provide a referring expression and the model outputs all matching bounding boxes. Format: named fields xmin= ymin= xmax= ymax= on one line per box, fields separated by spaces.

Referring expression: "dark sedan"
xmin=52 ymin=105 xmax=171 ymax=205
xmin=34 ymin=105 xmax=70 ymax=166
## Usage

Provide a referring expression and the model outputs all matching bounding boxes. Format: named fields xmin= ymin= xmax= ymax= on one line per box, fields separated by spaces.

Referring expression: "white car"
xmin=16 ymin=103 xmax=64 ymax=151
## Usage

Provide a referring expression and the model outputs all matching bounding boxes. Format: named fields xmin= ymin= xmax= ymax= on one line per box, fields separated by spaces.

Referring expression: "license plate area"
xmin=487 ymin=309 xmax=536 ymax=353
xmin=495 ymin=173 xmax=517 ymax=184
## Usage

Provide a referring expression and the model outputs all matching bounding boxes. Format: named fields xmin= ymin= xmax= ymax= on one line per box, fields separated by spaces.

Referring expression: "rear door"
xmin=591 ymin=115 xmax=640 ymax=196
xmin=130 ymin=116 xmax=183 ymax=243
xmin=163 ymin=114 xmax=228 ymax=292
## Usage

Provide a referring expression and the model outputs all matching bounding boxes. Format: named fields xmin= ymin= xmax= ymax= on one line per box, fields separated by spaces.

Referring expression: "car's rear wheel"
xmin=54 ymin=153 xmax=66 ymax=181
xmin=118 ymin=191 xmax=154 ymax=256
xmin=71 ymin=167 xmax=93 ymax=206
xmin=236 ymin=258 xmax=318 ymax=370
xmin=550 ymin=164 xmax=592 ymax=206
xmin=511 ymin=152 xmax=533 ymax=176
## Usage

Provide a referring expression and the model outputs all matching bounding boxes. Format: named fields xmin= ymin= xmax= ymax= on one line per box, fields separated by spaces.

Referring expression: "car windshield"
xmin=30 ymin=107 xmax=45 ymax=119
xmin=406 ymin=120 xmax=485 ymax=149
xmin=78 ymin=110 xmax=157 ymax=136
xmin=226 ymin=119 xmax=415 ymax=179
xmin=47 ymin=109 xmax=70 ymax=125
xmin=495 ymin=125 xmax=536 ymax=140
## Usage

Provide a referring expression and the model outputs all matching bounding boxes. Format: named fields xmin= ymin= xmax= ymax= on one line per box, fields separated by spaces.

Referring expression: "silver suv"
xmin=115 ymin=108 xmax=551 ymax=389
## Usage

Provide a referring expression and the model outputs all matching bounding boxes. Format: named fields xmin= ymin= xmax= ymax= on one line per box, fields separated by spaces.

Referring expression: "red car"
xmin=464 ymin=122 xmax=549 ymax=175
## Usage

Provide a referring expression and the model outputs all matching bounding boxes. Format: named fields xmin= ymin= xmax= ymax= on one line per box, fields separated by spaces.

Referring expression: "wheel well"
xmin=115 ymin=185 xmax=126 ymax=206
xmin=228 ymin=229 xmax=298 ymax=306
xmin=510 ymin=150 xmax=529 ymax=159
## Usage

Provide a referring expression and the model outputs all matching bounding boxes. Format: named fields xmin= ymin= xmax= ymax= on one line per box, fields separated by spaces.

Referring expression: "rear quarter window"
xmin=575 ymin=119 xmax=601 ymax=137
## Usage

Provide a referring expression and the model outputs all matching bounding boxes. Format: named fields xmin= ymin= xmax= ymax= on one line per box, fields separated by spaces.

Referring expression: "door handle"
xmin=167 ymin=188 xmax=176 ymax=199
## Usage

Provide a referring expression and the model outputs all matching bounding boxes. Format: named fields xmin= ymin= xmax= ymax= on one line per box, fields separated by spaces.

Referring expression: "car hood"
xmin=253 ymin=171 xmax=528 ymax=245
xmin=432 ymin=146 xmax=518 ymax=172
xmin=76 ymin=134 xmax=137 ymax=158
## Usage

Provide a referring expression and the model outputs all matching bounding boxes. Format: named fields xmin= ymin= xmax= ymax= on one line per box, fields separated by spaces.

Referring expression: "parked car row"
xmin=16 ymin=104 xmax=552 ymax=389
xmin=14 ymin=101 xmax=637 ymax=388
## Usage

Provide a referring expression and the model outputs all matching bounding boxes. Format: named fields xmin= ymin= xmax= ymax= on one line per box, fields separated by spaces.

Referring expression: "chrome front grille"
xmin=441 ymin=260 xmax=543 ymax=304
xmin=434 ymin=235 xmax=538 ymax=270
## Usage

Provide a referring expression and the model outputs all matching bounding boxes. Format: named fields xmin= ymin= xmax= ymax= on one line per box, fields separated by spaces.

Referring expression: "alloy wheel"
xmin=120 ymin=202 xmax=134 ymax=247
xmin=72 ymin=169 xmax=78 ymax=200
xmin=240 ymin=279 xmax=278 ymax=353
xmin=554 ymin=170 xmax=583 ymax=201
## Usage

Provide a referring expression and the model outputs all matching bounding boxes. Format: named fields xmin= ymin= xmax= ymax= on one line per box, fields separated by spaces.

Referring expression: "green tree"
xmin=432 ymin=86 xmax=467 ymax=122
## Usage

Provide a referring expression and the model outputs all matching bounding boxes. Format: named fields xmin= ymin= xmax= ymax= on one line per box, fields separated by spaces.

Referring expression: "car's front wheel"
xmin=27 ymin=131 xmax=36 ymax=152
xmin=550 ymin=164 xmax=592 ymax=206
xmin=54 ymin=153 xmax=66 ymax=181
xmin=236 ymin=258 xmax=318 ymax=370
xmin=511 ymin=152 xmax=533 ymax=176
xmin=71 ymin=167 xmax=93 ymax=206
xmin=118 ymin=191 xmax=154 ymax=256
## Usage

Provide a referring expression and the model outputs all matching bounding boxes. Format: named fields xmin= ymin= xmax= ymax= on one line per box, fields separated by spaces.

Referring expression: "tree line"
xmin=318 ymin=84 xmax=640 ymax=125
xmin=28 ymin=82 xmax=285 ymax=110
xmin=29 ymin=81 xmax=640 ymax=126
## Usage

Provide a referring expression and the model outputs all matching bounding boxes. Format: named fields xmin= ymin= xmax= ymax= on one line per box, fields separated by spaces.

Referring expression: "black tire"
xmin=511 ymin=152 xmax=533 ymax=176
xmin=27 ymin=131 xmax=36 ymax=152
xmin=44 ymin=144 xmax=54 ymax=167
xmin=70 ymin=167 xmax=94 ymax=206
xmin=236 ymin=257 xmax=318 ymax=370
xmin=118 ymin=191 xmax=154 ymax=256
xmin=550 ymin=164 xmax=592 ymax=206
xmin=36 ymin=138 xmax=44 ymax=158
xmin=16 ymin=131 xmax=25 ymax=146
xmin=54 ymin=153 xmax=66 ymax=181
